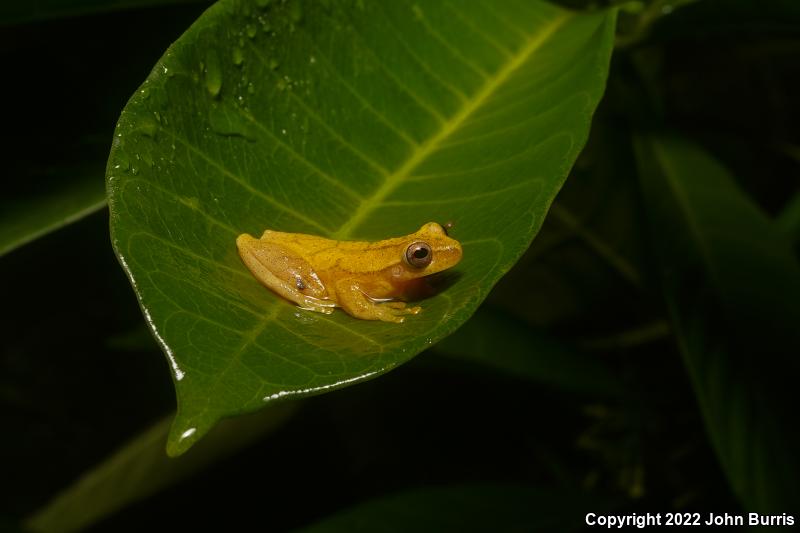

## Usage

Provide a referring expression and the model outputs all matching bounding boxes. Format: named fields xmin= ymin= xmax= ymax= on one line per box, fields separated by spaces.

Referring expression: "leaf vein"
xmin=372 ymin=1 xmax=470 ymax=103
xmin=441 ymin=0 xmax=514 ymax=58
xmin=404 ymin=0 xmax=490 ymax=79
xmin=332 ymin=13 xmax=570 ymax=239
xmin=164 ymin=129 xmax=331 ymax=233
xmin=246 ymin=42 xmax=393 ymax=178
xmin=340 ymin=10 xmax=449 ymax=124
xmin=301 ymin=29 xmax=422 ymax=148
xmin=382 ymin=181 xmax=535 ymax=207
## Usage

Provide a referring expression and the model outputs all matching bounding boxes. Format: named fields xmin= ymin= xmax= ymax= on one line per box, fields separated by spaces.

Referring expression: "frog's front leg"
xmin=333 ymin=279 xmax=421 ymax=323
xmin=237 ymin=235 xmax=335 ymax=314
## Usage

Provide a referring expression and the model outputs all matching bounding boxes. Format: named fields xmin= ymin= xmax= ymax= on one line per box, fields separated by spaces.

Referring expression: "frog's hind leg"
xmin=237 ymin=236 xmax=334 ymax=314
xmin=251 ymin=264 xmax=334 ymax=314
xmin=334 ymin=279 xmax=421 ymax=323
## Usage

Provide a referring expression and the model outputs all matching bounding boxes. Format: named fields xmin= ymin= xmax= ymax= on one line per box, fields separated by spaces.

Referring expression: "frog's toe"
xmin=382 ymin=302 xmax=421 ymax=315
xmin=299 ymin=303 xmax=335 ymax=314
xmin=383 ymin=304 xmax=421 ymax=321
xmin=393 ymin=305 xmax=421 ymax=315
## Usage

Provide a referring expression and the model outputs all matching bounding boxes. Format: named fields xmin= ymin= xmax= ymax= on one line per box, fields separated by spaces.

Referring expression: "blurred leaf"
xmin=0 ymin=0 xmax=210 ymax=25
xmin=647 ymin=0 xmax=800 ymax=42
xmin=0 ymin=170 xmax=105 ymax=257
xmin=25 ymin=404 xmax=295 ymax=533
xmin=297 ymin=483 xmax=614 ymax=533
xmin=434 ymin=307 xmax=623 ymax=398
xmin=615 ymin=0 xmax=700 ymax=49
xmin=0 ymin=4 xmax=211 ymax=256
xmin=548 ymin=203 xmax=642 ymax=287
xmin=777 ymin=190 xmax=800 ymax=246
xmin=107 ymin=0 xmax=617 ymax=454
xmin=486 ymin=106 xmax=650 ymax=330
xmin=635 ymin=134 xmax=800 ymax=513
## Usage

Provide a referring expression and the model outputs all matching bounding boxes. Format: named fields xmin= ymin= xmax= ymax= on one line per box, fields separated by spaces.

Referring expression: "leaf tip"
xmin=166 ymin=414 xmax=216 ymax=457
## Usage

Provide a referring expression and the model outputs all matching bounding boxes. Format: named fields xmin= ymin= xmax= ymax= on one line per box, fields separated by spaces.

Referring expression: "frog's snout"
xmin=430 ymin=239 xmax=462 ymax=273
xmin=451 ymin=241 xmax=463 ymax=264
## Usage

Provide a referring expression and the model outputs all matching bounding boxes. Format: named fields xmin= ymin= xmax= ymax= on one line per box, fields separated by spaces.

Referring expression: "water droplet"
xmin=141 ymin=151 xmax=154 ymax=167
xmin=139 ymin=87 xmax=150 ymax=100
xmin=309 ymin=55 xmax=316 ymax=64
xmin=276 ymin=78 xmax=287 ymax=91
xmin=232 ymin=47 xmax=244 ymax=66
xmin=247 ymin=82 xmax=255 ymax=94
xmin=139 ymin=117 xmax=160 ymax=138
xmin=293 ymin=311 xmax=316 ymax=324
xmin=116 ymin=151 xmax=131 ymax=172
xmin=246 ymin=23 xmax=257 ymax=38
xmin=208 ymin=102 xmax=257 ymax=141
xmin=180 ymin=196 xmax=200 ymax=210
xmin=204 ymin=50 xmax=223 ymax=97
xmin=269 ymin=58 xmax=279 ymax=70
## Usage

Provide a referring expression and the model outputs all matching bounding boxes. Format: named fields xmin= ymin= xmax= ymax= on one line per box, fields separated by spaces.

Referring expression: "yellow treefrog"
xmin=236 ymin=222 xmax=463 ymax=323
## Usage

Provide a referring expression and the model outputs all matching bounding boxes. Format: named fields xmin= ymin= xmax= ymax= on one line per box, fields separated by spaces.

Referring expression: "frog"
xmin=236 ymin=222 xmax=462 ymax=323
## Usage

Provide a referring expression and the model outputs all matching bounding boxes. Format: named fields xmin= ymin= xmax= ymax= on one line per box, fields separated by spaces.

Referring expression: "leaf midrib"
xmin=331 ymin=12 xmax=570 ymax=240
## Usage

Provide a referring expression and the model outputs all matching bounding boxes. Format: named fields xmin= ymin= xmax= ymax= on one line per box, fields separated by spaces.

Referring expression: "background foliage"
xmin=1 ymin=0 xmax=798 ymax=531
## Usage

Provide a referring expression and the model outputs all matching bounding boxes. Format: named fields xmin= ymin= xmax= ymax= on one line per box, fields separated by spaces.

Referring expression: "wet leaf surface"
xmin=107 ymin=0 xmax=616 ymax=454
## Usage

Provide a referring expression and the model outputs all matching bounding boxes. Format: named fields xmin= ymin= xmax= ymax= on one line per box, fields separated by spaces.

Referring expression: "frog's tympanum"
xmin=236 ymin=222 xmax=462 ymax=323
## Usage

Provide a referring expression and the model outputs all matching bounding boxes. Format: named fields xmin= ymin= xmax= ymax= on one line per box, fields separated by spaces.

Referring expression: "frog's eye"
xmin=405 ymin=241 xmax=433 ymax=268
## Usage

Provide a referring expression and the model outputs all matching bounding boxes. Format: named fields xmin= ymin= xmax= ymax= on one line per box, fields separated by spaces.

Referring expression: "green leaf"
xmin=107 ymin=0 xmax=616 ymax=455
xmin=297 ymin=483 xmax=614 ymax=533
xmin=0 ymin=168 xmax=106 ymax=257
xmin=635 ymin=134 xmax=800 ymax=512
xmin=777 ymin=190 xmax=800 ymax=246
xmin=25 ymin=405 xmax=295 ymax=533
xmin=434 ymin=307 xmax=623 ymax=398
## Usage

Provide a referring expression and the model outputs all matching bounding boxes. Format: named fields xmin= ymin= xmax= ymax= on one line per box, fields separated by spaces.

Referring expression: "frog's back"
xmin=260 ymin=229 xmax=339 ymax=254
xmin=261 ymin=229 xmax=406 ymax=273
